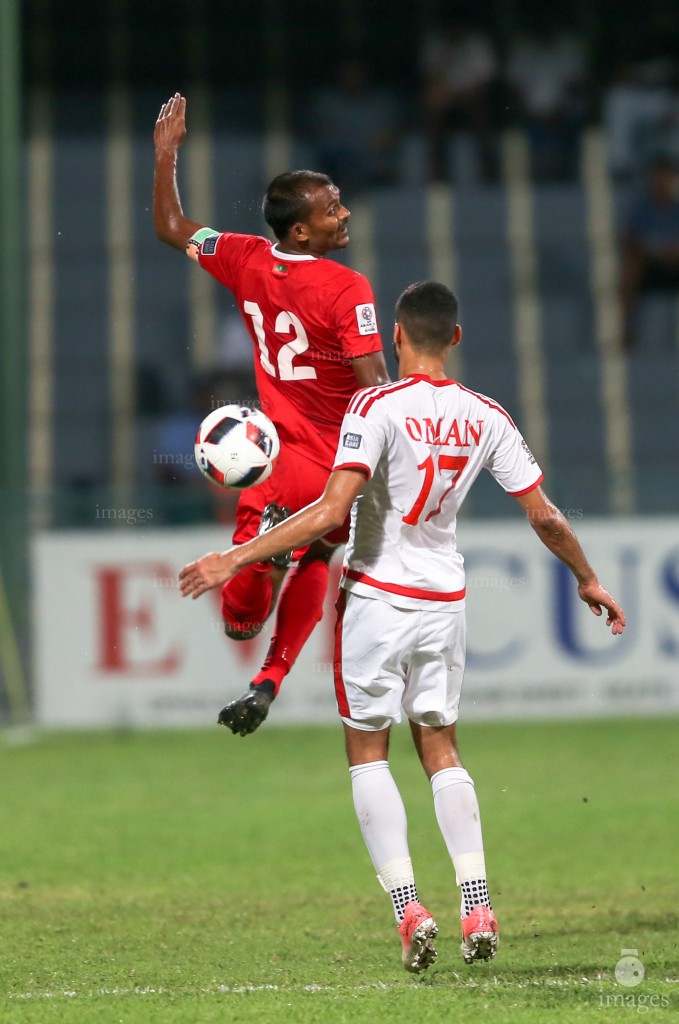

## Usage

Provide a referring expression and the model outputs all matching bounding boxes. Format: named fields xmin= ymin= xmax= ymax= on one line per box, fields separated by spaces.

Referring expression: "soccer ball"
xmin=194 ymin=405 xmax=280 ymax=490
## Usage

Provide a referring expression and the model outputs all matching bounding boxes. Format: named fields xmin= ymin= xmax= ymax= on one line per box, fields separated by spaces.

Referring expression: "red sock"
xmin=252 ymin=557 xmax=330 ymax=695
xmin=221 ymin=562 xmax=274 ymax=635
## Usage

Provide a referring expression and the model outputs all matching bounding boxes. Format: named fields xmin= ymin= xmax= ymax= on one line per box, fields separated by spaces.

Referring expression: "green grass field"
xmin=1 ymin=719 xmax=677 ymax=1023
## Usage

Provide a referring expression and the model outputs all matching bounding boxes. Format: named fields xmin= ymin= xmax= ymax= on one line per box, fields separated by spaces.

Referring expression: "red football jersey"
xmin=197 ymin=233 xmax=383 ymax=467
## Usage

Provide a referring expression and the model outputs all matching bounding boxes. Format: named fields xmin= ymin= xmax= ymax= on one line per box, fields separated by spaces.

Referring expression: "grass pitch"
xmin=1 ymin=718 xmax=677 ymax=1023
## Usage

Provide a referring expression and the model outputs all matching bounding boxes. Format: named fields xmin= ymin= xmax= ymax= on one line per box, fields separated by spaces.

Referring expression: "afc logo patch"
xmin=355 ymin=303 xmax=378 ymax=335
xmin=201 ymin=235 xmax=219 ymax=256
xmin=343 ymin=432 xmax=362 ymax=449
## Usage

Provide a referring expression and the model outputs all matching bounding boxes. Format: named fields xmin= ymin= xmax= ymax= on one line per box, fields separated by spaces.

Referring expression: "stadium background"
xmin=1 ymin=0 xmax=679 ymax=724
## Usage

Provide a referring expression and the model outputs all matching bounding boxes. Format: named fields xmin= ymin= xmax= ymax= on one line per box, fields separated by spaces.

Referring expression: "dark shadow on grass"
xmin=511 ymin=912 xmax=678 ymax=941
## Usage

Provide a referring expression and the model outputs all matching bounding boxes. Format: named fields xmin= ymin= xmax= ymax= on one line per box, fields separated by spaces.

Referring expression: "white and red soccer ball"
xmin=194 ymin=405 xmax=280 ymax=490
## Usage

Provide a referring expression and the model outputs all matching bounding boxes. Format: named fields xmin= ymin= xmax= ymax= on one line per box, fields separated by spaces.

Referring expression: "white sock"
xmin=350 ymin=761 xmax=415 ymax=922
xmin=350 ymin=761 xmax=410 ymax=869
xmin=431 ymin=767 xmax=490 ymax=916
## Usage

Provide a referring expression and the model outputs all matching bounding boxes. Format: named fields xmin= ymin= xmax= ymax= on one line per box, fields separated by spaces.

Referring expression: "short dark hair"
xmin=262 ymin=170 xmax=333 ymax=240
xmin=395 ymin=281 xmax=459 ymax=351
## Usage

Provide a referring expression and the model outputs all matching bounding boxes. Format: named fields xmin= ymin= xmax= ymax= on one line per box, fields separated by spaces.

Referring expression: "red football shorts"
xmin=232 ymin=444 xmax=349 ymax=557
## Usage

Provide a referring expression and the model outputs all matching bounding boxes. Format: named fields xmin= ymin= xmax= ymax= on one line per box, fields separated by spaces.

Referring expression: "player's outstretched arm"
xmin=179 ymin=468 xmax=367 ymax=599
xmin=153 ymin=93 xmax=205 ymax=250
xmin=351 ymin=351 xmax=391 ymax=388
xmin=514 ymin=486 xmax=626 ymax=635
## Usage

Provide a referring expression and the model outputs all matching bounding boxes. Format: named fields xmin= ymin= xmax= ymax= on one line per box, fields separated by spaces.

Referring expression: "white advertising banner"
xmin=33 ymin=518 xmax=679 ymax=727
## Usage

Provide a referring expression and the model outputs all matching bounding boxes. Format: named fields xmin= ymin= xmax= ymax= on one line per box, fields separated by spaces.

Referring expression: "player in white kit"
xmin=179 ymin=281 xmax=626 ymax=973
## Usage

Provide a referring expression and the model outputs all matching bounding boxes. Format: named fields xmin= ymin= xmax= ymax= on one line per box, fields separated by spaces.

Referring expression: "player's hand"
xmin=178 ymin=550 xmax=238 ymax=599
xmin=577 ymin=580 xmax=626 ymax=635
xmin=154 ymin=93 xmax=187 ymax=152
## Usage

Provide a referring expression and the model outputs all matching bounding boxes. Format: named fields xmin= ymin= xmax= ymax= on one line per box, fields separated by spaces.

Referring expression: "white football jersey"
xmin=333 ymin=375 xmax=543 ymax=609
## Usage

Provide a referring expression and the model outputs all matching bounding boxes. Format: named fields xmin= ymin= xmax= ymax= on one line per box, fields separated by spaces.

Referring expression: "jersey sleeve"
xmin=332 ymin=399 xmax=388 ymax=479
xmin=196 ymin=232 xmax=266 ymax=291
xmin=331 ymin=274 xmax=383 ymax=360
xmin=485 ymin=418 xmax=544 ymax=496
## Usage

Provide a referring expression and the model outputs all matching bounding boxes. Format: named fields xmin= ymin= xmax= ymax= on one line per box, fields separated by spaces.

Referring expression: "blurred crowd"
xmin=45 ymin=3 xmax=679 ymax=522
xmin=138 ymin=12 xmax=679 ymax=521
xmin=290 ymin=13 xmax=679 ymax=190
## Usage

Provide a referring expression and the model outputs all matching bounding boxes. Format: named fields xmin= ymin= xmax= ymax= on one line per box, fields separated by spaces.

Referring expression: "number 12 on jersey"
xmin=243 ymin=301 xmax=318 ymax=381
xmin=403 ymin=454 xmax=469 ymax=525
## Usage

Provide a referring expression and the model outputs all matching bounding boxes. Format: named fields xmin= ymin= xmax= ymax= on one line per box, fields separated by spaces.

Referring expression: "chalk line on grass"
xmin=7 ymin=976 xmax=629 ymax=1002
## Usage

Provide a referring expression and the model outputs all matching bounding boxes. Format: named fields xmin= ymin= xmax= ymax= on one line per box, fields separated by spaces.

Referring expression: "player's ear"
xmin=292 ymin=221 xmax=310 ymax=241
xmin=451 ymin=324 xmax=462 ymax=348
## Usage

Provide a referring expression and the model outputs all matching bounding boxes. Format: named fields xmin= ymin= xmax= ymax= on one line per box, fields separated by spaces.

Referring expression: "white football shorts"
xmin=334 ymin=590 xmax=466 ymax=731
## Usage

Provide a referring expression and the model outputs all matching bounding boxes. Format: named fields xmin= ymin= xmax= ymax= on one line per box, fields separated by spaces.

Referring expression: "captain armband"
xmin=186 ymin=227 xmax=220 ymax=261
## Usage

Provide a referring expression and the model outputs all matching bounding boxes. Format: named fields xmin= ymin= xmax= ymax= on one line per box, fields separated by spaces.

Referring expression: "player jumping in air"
xmin=179 ymin=281 xmax=626 ymax=971
xmin=153 ymin=93 xmax=389 ymax=736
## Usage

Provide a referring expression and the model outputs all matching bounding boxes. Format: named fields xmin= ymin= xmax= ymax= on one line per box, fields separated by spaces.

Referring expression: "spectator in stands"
xmin=604 ymin=59 xmax=678 ymax=180
xmin=505 ymin=22 xmax=586 ymax=180
xmin=619 ymin=155 xmax=679 ymax=349
xmin=660 ymin=71 xmax=679 ymax=167
xmin=303 ymin=58 xmax=401 ymax=193
xmin=420 ymin=19 xmax=500 ymax=182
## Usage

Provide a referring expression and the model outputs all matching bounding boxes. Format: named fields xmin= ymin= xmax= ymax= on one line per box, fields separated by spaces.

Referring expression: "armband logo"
xmin=186 ymin=227 xmax=219 ymax=261
xmin=343 ymin=432 xmax=362 ymax=449
xmin=201 ymin=235 xmax=219 ymax=256
xmin=355 ymin=303 xmax=378 ymax=335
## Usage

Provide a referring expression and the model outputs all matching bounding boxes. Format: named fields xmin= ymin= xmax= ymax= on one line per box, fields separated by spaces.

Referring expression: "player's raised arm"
xmin=179 ymin=467 xmax=368 ymax=599
xmin=514 ymin=486 xmax=626 ymax=635
xmin=153 ymin=93 xmax=207 ymax=251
